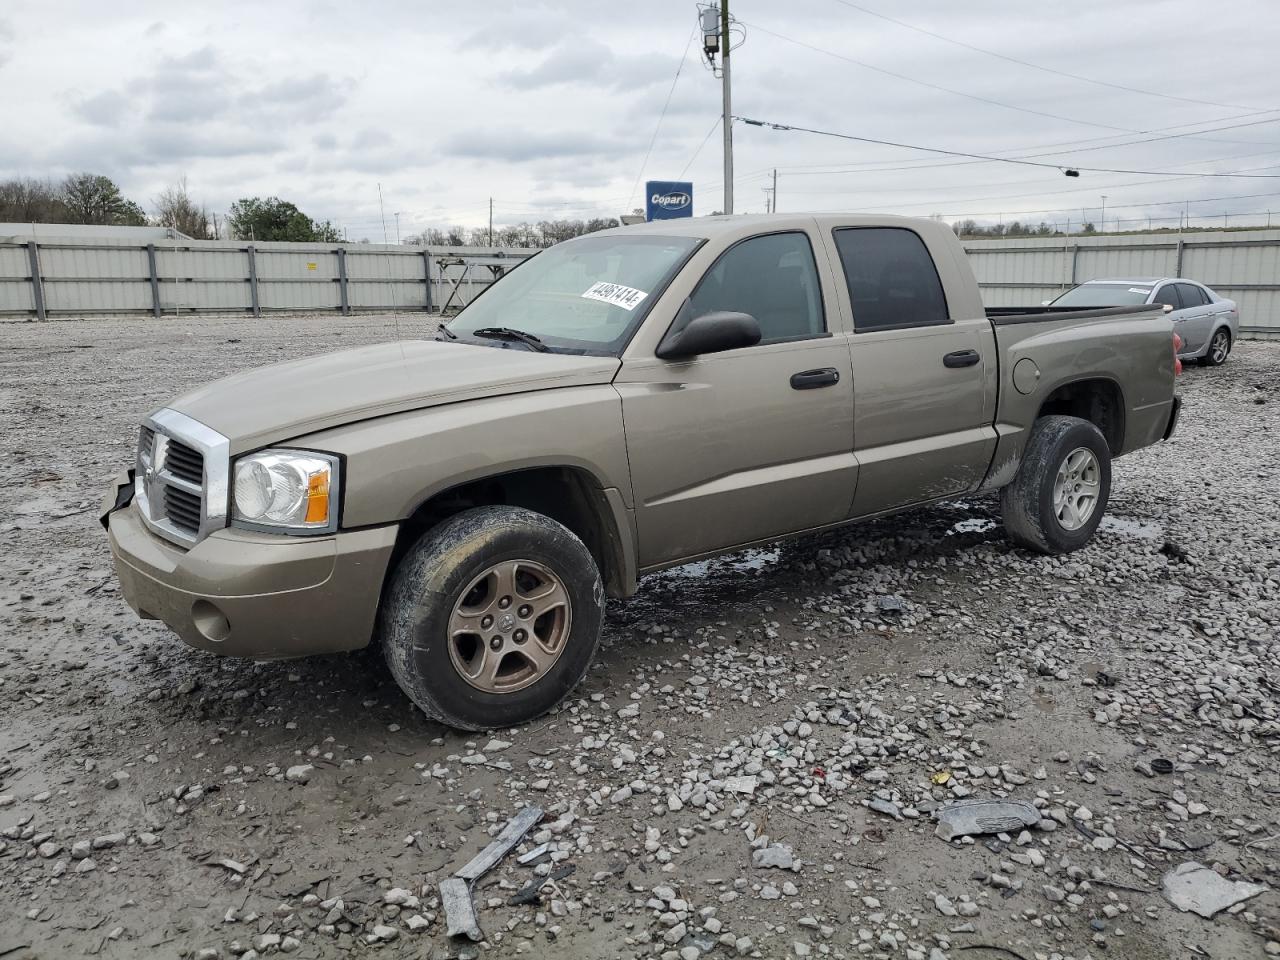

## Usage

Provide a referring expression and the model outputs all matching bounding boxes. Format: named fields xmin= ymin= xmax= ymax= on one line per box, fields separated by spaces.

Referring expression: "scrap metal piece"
xmin=517 ymin=842 xmax=552 ymax=866
xmin=455 ymin=806 xmax=544 ymax=882
xmin=440 ymin=877 xmax=482 ymax=942
xmin=935 ymin=798 xmax=1040 ymax=841
xmin=1162 ymin=861 xmax=1267 ymax=918
xmin=508 ymin=865 xmax=576 ymax=906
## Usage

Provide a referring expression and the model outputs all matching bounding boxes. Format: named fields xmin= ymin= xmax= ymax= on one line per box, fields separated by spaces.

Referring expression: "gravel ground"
xmin=0 ymin=314 xmax=1277 ymax=960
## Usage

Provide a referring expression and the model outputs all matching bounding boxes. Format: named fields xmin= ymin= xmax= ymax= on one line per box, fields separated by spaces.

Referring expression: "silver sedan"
xmin=1049 ymin=277 xmax=1239 ymax=366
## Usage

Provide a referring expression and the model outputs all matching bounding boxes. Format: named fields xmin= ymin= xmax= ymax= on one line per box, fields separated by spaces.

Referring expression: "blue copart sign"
xmin=645 ymin=181 xmax=693 ymax=220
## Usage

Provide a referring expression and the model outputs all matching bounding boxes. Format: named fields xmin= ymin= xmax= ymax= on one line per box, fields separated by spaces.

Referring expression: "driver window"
xmin=686 ymin=232 xmax=825 ymax=344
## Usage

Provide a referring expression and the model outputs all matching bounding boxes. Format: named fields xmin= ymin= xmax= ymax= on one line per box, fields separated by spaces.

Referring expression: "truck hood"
xmin=167 ymin=340 xmax=621 ymax=453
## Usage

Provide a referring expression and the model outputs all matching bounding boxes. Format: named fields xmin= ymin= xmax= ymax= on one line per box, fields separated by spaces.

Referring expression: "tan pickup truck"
xmin=103 ymin=214 xmax=1181 ymax=730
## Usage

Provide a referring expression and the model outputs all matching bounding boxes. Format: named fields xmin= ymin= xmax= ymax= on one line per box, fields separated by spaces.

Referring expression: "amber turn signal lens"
xmin=304 ymin=471 xmax=330 ymax=524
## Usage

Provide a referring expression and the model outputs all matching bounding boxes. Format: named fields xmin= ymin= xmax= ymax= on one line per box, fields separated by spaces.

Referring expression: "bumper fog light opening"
xmin=192 ymin=599 xmax=231 ymax=643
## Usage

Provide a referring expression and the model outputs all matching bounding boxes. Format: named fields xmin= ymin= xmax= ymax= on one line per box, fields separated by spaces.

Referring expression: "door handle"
xmin=943 ymin=349 xmax=980 ymax=368
xmin=790 ymin=367 xmax=840 ymax=390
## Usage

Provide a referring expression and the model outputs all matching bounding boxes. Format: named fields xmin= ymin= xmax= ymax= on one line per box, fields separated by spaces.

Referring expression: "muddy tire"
xmin=380 ymin=506 xmax=604 ymax=731
xmin=1199 ymin=328 xmax=1231 ymax=366
xmin=1001 ymin=415 xmax=1111 ymax=555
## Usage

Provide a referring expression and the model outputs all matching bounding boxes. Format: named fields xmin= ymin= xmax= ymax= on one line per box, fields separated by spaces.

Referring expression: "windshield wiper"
xmin=434 ymin=325 xmax=458 ymax=341
xmin=471 ymin=327 xmax=549 ymax=352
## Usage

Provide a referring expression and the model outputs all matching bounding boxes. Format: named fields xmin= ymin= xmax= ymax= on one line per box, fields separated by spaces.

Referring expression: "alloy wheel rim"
xmin=446 ymin=558 xmax=572 ymax=694
xmin=1211 ymin=331 xmax=1229 ymax=363
xmin=1053 ymin=447 xmax=1101 ymax=531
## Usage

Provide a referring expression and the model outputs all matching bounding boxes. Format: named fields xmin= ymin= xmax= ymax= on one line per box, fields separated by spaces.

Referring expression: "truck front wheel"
xmin=1001 ymin=415 xmax=1111 ymax=554
xmin=380 ymin=506 xmax=604 ymax=731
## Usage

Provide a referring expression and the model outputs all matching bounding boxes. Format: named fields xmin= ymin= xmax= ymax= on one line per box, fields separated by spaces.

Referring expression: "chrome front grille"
xmin=135 ymin=409 xmax=230 ymax=547
xmin=165 ymin=440 xmax=204 ymax=486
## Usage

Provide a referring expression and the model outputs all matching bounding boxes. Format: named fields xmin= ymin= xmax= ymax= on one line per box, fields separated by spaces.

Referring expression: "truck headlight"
xmin=231 ymin=450 xmax=339 ymax=533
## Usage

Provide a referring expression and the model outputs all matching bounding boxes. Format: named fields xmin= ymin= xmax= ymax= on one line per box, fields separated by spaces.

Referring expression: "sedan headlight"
xmin=231 ymin=450 xmax=339 ymax=533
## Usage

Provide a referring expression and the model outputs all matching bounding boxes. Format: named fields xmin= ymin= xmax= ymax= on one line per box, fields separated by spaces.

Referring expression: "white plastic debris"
xmin=935 ymin=798 xmax=1040 ymax=840
xmin=1161 ymin=861 xmax=1267 ymax=918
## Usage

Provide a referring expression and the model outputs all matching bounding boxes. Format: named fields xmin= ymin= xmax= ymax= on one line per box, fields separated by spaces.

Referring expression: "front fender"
xmin=297 ymin=385 xmax=632 ymax=527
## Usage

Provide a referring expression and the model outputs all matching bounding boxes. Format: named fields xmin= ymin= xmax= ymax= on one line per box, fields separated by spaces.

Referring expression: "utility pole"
xmin=394 ymin=212 xmax=401 ymax=244
xmin=1099 ymin=195 xmax=1107 ymax=234
xmin=721 ymin=0 xmax=733 ymax=215
xmin=489 ymin=198 xmax=494 ymax=247
xmin=772 ymin=168 xmax=777 ymax=213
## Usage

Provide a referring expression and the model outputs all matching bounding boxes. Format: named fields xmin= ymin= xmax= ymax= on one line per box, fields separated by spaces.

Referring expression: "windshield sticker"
xmin=581 ymin=281 xmax=648 ymax=311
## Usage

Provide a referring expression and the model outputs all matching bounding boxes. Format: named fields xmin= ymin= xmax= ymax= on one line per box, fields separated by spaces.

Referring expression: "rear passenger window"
xmin=833 ymin=227 xmax=949 ymax=332
xmin=686 ymin=232 xmax=824 ymax=344
xmin=1176 ymin=283 xmax=1208 ymax=306
xmin=1153 ymin=285 xmax=1182 ymax=309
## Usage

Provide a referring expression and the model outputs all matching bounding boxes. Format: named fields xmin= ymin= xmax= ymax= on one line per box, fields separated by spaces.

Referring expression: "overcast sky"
xmin=3 ymin=0 xmax=1280 ymax=238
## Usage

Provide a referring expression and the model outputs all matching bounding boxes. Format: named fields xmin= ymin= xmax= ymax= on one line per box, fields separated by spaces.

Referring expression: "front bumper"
xmin=102 ymin=470 xmax=398 ymax=659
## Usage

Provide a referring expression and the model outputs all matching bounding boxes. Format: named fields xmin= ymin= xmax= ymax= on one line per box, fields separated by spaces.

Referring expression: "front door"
xmin=616 ymin=230 xmax=856 ymax=569
xmin=825 ymin=226 xmax=998 ymax=517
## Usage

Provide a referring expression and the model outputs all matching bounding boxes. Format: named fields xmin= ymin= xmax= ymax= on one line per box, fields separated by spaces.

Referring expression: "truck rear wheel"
xmin=380 ymin=506 xmax=604 ymax=731
xmin=1001 ymin=415 xmax=1111 ymax=554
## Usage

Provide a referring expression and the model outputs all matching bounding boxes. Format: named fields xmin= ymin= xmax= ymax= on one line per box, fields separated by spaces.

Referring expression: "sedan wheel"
xmin=1203 ymin=329 xmax=1231 ymax=366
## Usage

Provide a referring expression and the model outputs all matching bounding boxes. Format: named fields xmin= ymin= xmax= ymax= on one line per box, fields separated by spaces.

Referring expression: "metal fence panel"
xmin=4 ymin=231 xmax=1275 ymax=334
xmin=44 ymin=279 xmax=152 ymax=313
xmin=0 ymin=280 xmax=34 ymax=312
xmin=348 ymin=280 xmax=427 ymax=309
xmin=258 ymin=279 xmax=341 ymax=311
xmin=963 ymin=230 xmax=1280 ymax=335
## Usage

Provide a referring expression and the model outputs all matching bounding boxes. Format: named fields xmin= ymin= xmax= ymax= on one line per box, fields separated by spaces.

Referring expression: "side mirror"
xmin=656 ymin=307 xmax=761 ymax=360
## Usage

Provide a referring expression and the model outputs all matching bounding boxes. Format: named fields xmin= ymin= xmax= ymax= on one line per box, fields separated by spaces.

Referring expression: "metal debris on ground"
xmin=440 ymin=806 xmax=545 ymax=941
xmin=516 ymin=841 xmax=552 ymax=866
xmin=1161 ymin=861 xmax=1268 ymax=918
xmin=508 ymin=865 xmax=576 ymax=907
xmin=439 ymin=877 xmax=482 ymax=942
xmin=455 ymin=805 xmax=544 ymax=882
xmin=935 ymin=798 xmax=1040 ymax=841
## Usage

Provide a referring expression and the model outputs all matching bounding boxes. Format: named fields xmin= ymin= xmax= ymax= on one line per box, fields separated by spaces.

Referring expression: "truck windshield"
xmin=1052 ymin=283 xmax=1152 ymax=307
xmin=445 ymin=234 xmax=701 ymax=354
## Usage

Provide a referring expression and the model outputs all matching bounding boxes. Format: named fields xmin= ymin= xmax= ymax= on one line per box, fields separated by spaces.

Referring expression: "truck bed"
xmin=984 ymin=304 xmax=1166 ymax=326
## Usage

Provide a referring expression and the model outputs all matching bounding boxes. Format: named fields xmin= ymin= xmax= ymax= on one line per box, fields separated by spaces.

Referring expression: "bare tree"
xmin=0 ymin=177 xmax=67 ymax=222
xmin=154 ymin=177 xmax=211 ymax=239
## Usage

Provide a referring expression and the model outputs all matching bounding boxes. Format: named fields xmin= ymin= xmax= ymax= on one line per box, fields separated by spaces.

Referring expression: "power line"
xmin=827 ymin=0 xmax=1267 ymax=112
xmin=738 ymin=19 xmax=1138 ymax=133
xmin=679 ymin=116 xmax=722 ymax=179
xmin=771 ymin=113 xmax=1280 ymax=178
xmin=925 ymin=189 xmax=1280 ymax=222
xmin=781 ymin=150 xmax=1280 ymax=200
xmin=627 ymin=25 xmax=699 ymax=212
xmin=736 ymin=115 xmax=1280 ymax=178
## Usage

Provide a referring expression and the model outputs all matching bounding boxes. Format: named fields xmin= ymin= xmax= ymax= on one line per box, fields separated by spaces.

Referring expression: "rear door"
xmin=825 ymin=225 xmax=998 ymax=517
xmin=1174 ymin=282 xmax=1215 ymax=352
xmin=616 ymin=228 xmax=857 ymax=569
xmin=1152 ymin=283 xmax=1196 ymax=354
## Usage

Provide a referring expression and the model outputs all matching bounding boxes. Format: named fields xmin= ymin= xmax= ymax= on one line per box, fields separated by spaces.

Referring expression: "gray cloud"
xmin=2 ymin=0 xmax=1278 ymax=235
xmin=460 ymin=8 xmax=575 ymax=52
xmin=439 ymin=128 xmax=631 ymax=163
xmin=501 ymin=39 xmax=676 ymax=91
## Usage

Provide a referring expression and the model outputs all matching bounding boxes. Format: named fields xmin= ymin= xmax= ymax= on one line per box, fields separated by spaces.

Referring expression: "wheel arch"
xmin=1035 ymin=377 xmax=1126 ymax=457
xmin=386 ymin=465 xmax=636 ymax=601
